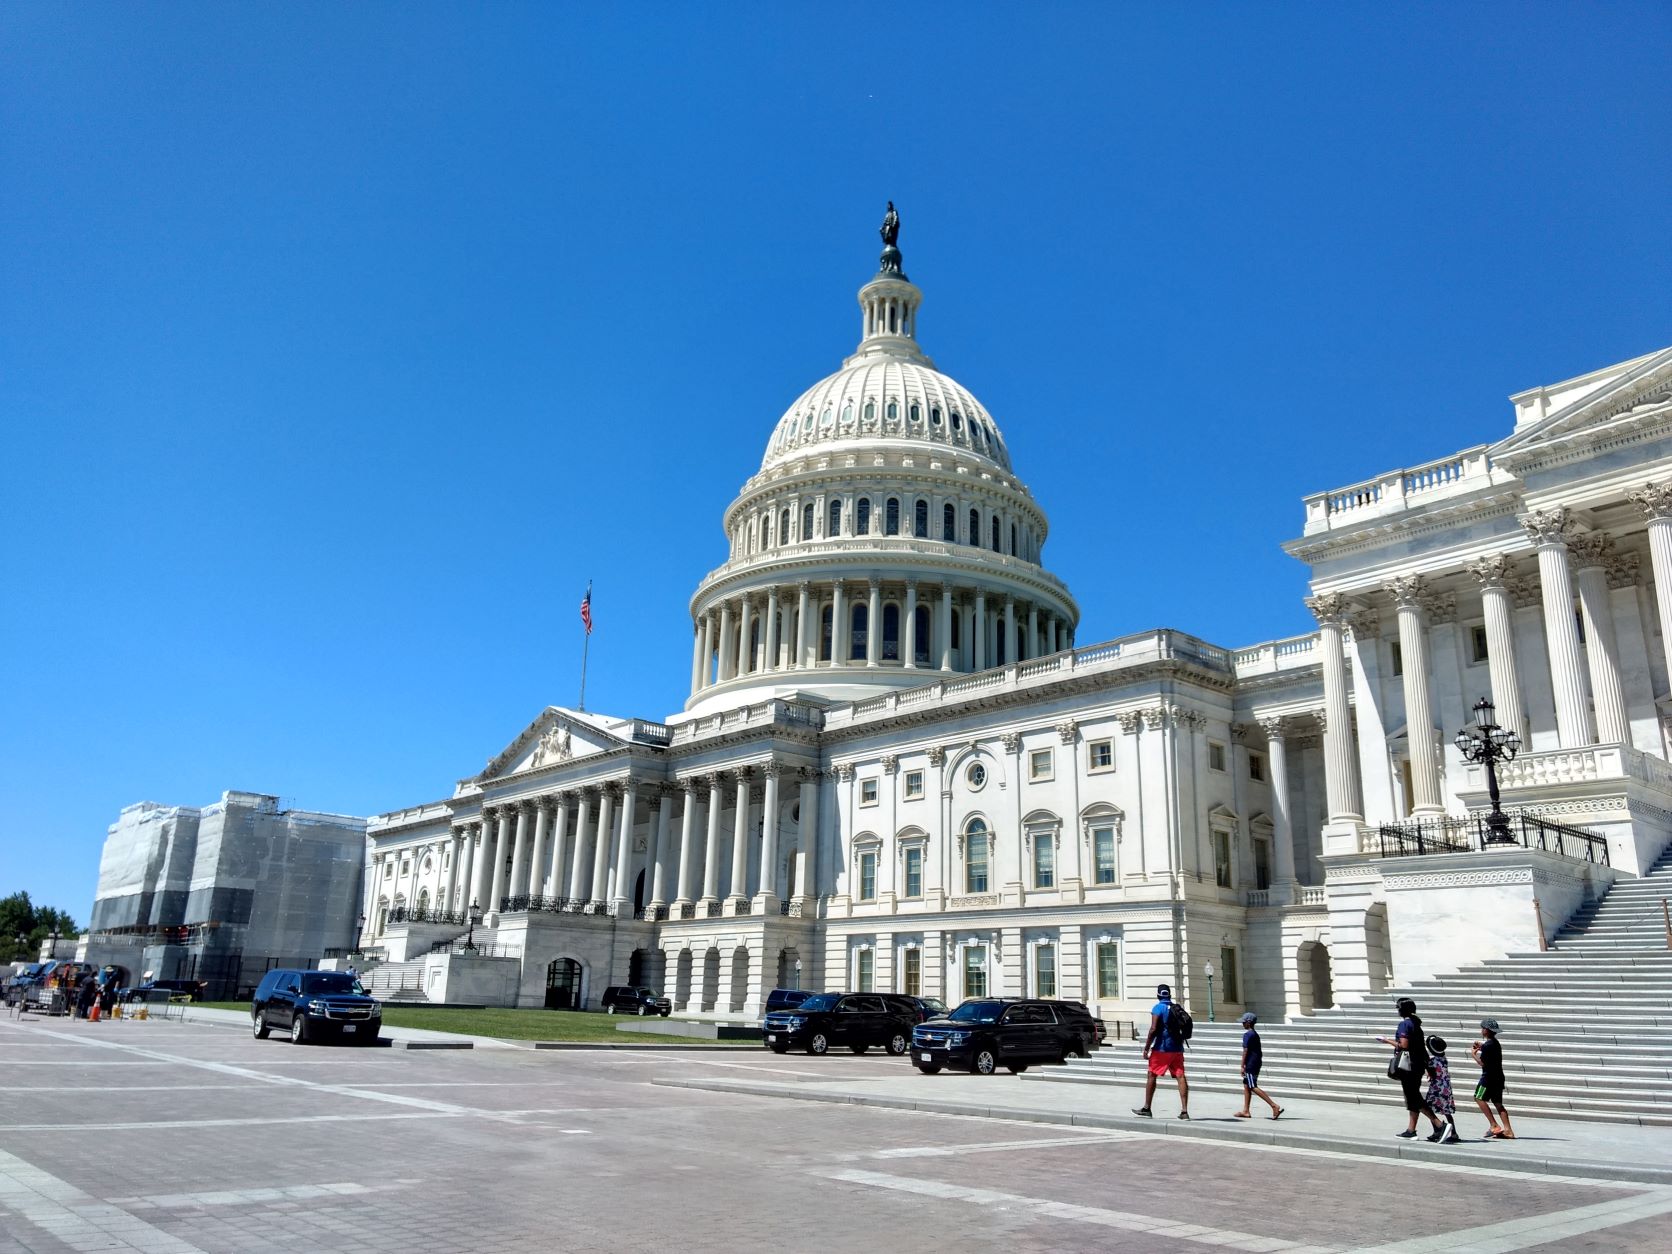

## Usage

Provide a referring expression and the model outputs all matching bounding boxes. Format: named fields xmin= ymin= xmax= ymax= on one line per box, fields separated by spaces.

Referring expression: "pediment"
xmin=475 ymin=707 xmax=628 ymax=782
xmin=1495 ymin=347 xmax=1672 ymax=457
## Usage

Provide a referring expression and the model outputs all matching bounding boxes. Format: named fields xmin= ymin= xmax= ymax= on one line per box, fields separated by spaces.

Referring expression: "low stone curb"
xmin=532 ymin=1041 xmax=763 ymax=1051
xmin=399 ymin=1040 xmax=473 ymax=1050
xmin=652 ymin=1077 xmax=1672 ymax=1188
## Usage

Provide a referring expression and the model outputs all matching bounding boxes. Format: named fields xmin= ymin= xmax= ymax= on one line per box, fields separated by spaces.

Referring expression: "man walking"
xmin=1133 ymin=982 xmax=1189 ymax=1120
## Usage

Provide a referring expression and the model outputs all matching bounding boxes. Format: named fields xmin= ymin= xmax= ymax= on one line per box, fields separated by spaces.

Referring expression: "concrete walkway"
xmin=652 ymin=1065 xmax=1672 ymax=1186
xmin=175 ymin=1005 xmax=523 ymax=1049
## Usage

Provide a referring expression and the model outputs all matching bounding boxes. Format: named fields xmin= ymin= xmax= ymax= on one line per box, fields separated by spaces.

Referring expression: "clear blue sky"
xmin=4 ymin=4 xmax=1668 ymax=919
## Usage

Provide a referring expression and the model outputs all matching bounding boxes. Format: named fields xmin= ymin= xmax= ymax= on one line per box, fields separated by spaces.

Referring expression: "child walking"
xmin=1234 ymin=1012 xmax=1283 ymax=1120
xmin=1424 ymin=1035 xmax=1461 ymax=1143
xmin=1471 ymin=1018 xmax=1517 ymax=1139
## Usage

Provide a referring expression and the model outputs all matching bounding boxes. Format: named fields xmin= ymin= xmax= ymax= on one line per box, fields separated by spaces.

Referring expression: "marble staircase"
xmin=1030 ymin=846 xmax=1672 ymax=1125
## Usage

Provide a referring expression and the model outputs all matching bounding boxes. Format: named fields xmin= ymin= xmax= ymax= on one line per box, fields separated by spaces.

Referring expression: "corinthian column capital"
xmin=1466 ymin=553 xmax=1513 ymax=590
xmin=1519 ymin=507 xmax=1573 ymax=547
xmin=1630 ymin=482 xmax=1672 ymax=521
xmin=1304 ymin=592 xmax=1348 ymax=626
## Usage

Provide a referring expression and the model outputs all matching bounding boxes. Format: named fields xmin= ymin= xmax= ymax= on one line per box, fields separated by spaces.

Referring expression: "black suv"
xmin=763 ymin=987 xmax=814 ymax=1015
xmin=912 ymin=998 xmax=1077 ymax=1075
xmin=252 ymin=969 xmax=382 ymax=1045
xmin=885 ymin=994 xmax=950 ymax=1023
xmin=600 ymin=985 xmax=672 ymax=1017
xmin=762 ymin=992 xmax=915 ymax=1056
xmin=1045 ymin=1000 xmax=1107 ymax=1056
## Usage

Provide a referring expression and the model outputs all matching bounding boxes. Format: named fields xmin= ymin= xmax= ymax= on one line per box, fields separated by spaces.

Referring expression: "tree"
xmin=0 ymin=891 xmax=82 ymax=964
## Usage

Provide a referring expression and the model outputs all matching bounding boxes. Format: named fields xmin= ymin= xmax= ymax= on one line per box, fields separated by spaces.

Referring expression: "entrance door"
xmin=545 ymin=958 xmax=582 ymax=1010
xmin=633 ymin=869 xmax=646 ymax=915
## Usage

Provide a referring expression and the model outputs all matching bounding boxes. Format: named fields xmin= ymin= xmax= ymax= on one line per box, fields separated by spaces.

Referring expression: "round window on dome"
xmin=966 ymin=762 xmax=987 ymax=790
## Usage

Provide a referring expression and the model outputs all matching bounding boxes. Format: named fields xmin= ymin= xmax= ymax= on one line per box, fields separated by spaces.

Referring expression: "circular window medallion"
xmin=966 ymin=762 xmax=987 ymax=790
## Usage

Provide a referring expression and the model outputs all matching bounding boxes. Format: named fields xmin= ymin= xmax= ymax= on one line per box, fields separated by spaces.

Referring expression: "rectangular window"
xmin=1032 ymin=833 xmax=1055 ymax=889
xmin=903 ymin=769 xmax=924 ymax=800
xmin=859 ymin=850 xmax=877 ymax=901
xmin=1213 ymin=829 xmax=1234 ymax=889
xmin=1471 ymin=624 xmax=1490 ymax=664
xmin=1390 ymin=640 xmax=1403 ymax=675
xmin=1093 ymin=825 xmax=1117 ymax=884
xmin=1087 ymin=739 xmax=1114 ymax=772
xmin=966 ymin=832 xmax=989 ymax=893
xmin=1218 ymin=946 xmax=1240 ymax=1004
xmin=902 ymin=947 xmax=922 ymax=996
xmin=1208 ymin=741 xmax=1227 ymax=772
xmin=860 ymin=778 xmax=879 ymax=806
xmin=1254 ymin=837 xmax=1271 ymax=891
xmin=1095 ymin=941 xmax=1120 ymax=999
xmin=1034 ymin=944 xmax=1057 ymax=998
xmin=1029 ymin=748 xmax=1053 ymax=781
xmin=903 ymin=846 xmax=923 ymax=898
xmin=855 ymin=948 xmax=874 ymax=992
xmin=1248 ymin=754 xmax=1265 ymax=782
xmin=963 ymin=947 xmax=987 ymax=999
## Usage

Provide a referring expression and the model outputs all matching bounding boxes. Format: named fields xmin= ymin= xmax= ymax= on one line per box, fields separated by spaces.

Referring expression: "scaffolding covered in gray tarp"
xmin=84 ymin=791 xmax=367 ymax=998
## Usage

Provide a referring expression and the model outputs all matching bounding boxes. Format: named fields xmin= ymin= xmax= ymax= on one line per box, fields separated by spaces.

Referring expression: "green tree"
xmin=0 ymin=892 xmax=82 ymax=964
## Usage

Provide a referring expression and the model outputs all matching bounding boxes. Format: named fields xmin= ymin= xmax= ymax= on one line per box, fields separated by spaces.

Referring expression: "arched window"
xmin=802 ymin=503 xmax=814 ymax=541
xmin=964 ymin=818 xmax=990 ymax=893
xmin=968 ymin=508 xmax=980 ymax=547
xmin=909 ymin=402 xmax=920 ymax=425
xmin=882 ymin=603 xmax=900 ymax=661
xmin=942 ymin=503 xmax=956 ymax=541
xmin=415 ymin=888 xmax=430 ymax=916
xmin=829 ymin=499 xmax=843 ymax=536
xmin=991 ymin=516 xmax=1002 ymax=552
xmin=842 ymin=401 xmax=853 ymax=424
xmin=886 ymin=401 xmax=897 ymax=422
xmin=803 ymin=411 xmax=813 ymax=431
xmin=931 ymin=406 xmax=942 ymax=426
xmin=914 ymin=605 xmax=933 ymax=665
xmin=856 ymin=498 xmax=871 ymax=535
xmin=1010 ymin=522 xmax=1017 ymax=556
xmin=763 ymin=512 xmax=774 ymax=548
xmin=821 ymin=406 xmax=832 ymax=428
xmin=850 ymin=603 xmax=868 ymax=661
xmin=779 ymin=509 xmax=790 ymax=546
xmin=951 ymin=411 xmax=963 ymax=431
xmin=820 ymin=604 xmax=834 ymax=661
xmin=889 ymin=305 xmax=898 ymax=333
xmin=747 ymin=620 xmax=760 ymax=673
xmin=863 ymin=400 xmax=875 ymax=423
xmin=914 ymin=499 xmax=929 ymax=538
xmin=884 ymin=497 xmax=900 ymax=536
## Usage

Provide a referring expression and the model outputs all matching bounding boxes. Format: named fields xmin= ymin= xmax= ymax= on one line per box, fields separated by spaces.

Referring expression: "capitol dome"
xmin=684 ymin=209 xmax=1079 ymax=714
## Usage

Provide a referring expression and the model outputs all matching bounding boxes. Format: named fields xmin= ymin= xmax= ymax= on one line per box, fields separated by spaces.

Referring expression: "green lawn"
xmin=197 ymin=1001 xmax=696 ymax=1044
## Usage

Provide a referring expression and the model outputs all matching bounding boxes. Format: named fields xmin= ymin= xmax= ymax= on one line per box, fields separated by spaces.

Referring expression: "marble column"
xmin=690 ymin=622 xmax=705 ymax=694
xmin=469 ymin=813 xmax=493 ymax=910
xmin=757 ymin=764 xmax=782 ymax=905
xmin=1466 ymin=554 xmax=1528 ymax=740
xmin=729 ymin=772 xmax=752 ymax=904
xmin=796 ymin=581 xmax=812 ymax=669
xmin=649 ymin=795 xmax=671 ymax=909
xmin=765 ymin=585 xmax=780 ymax=672
xmin=1027 ymin=604 xmax=1039 ymax=659
xmin=675 ymin=778 xmax=704 ymax=908
xmin=1386 ymin=576 xmax=1443 ymax=816
xmin=1630 ymin=483 xmax=1672 ymax=694
xmin=903 ymin=581 xmax=918 ymax=668
xmin=508 ymin=803 xmax=533 ymax=902
xmin=1259 ymin=717 xmax=1297 ymax=886
xmin=1522 ymin=508 xmax=1593 ymax=748
xmin=1004 ymin=597 xmax=1016 ymax=666
xmin=488 ymin=807 xmax=514 ymax=914
xmin=458 ymin=825 xmax=478 ymax=912
xmin=1572 ymin=532 xmax=1629 ymax=745
xmin=590 ymin=785 xmax=616 ymax=906
xmin=973 ymin=590 xmax=987 ymax=670
xmin=546 ymin=796 xmax=572 ymax=900
xmin=736 ymin=596 xmax=754 ymax=677
xmin=611 ymin=781 xmax=638 ymax=913
xmin=567 ymin=791 xmax=594 ymax=902
xmin=698 ymin=613 xmax=713 ymax=691
xmin=527 ymin=801 xmax=550 ymax=900
xmin=716 ymin=602 xmax=735 ymax=682
xmin=1306 ymin=593 xmax=1364 ymax=821
xmin=939 ymin=585 xmax=954 ymax=671
xmin=444 ymin=828 xmax=462 ymax=912
xmin=700 ymin=775 xmax=726 ymax=905
xmin=832 ymin=582 xmax=848 ymax=664
xmin=866 ymin=579 xmax=881 ymax=666
xmin=796 ymin=770 xmax=819 ymax=901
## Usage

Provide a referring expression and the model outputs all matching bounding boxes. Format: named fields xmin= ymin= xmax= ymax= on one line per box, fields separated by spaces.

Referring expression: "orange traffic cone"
xmin=90 ymin=1002 xmax=101 ymax=1022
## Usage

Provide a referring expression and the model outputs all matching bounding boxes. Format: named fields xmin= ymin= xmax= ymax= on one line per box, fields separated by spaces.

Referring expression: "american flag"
xmin=579 ymin=583 xmax=593 ymax=635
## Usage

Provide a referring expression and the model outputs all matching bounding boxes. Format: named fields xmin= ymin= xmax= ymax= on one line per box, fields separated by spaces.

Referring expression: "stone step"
xmin=1108 ymin=1047 xmax=1672 ymax=1084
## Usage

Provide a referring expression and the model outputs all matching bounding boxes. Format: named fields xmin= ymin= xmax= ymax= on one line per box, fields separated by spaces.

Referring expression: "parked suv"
xmin=912 ymin=998 xmax=1077 ymax=1075
xmin=1045 ymin=999 xmax=1107 ymax=1056
xmin=251 ymin=969 xmax=382 ymax=1045
xmin=884 ymin=994 xmax=949 ymax=1023
xmin=763 ymin=987 xmax=813 ymax=1015
xmin=762 ymin=992 xmax=915 ymax=1056
xmin=600 ymin=985 xmax=672 ymax=1017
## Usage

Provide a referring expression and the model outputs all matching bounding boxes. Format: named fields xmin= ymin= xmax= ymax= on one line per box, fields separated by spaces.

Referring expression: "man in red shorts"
xmin=1133 ymin=982 xmax=1189 ymax=1119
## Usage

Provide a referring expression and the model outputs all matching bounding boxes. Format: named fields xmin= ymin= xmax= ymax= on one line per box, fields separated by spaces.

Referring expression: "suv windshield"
xmin=794 ymin=993 xmax=839 ymax=1012
xmin=300 ymin=973 xmax=363 ymax=996
xmin=921 ymin=998 xmax=948 ymax=1014
xmin=948 ymin=1000 xmax=1004 ymax=1024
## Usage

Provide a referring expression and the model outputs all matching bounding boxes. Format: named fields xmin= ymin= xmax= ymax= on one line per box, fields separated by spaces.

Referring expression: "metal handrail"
xmin=387 ymin=905 xmax=471 ymax=927
xmin=1376 ymin=810 xmax=1609 ymax=865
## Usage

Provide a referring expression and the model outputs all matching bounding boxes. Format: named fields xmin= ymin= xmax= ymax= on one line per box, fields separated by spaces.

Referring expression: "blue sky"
xmin=4 ymin=4 xmax=1669 ymax=917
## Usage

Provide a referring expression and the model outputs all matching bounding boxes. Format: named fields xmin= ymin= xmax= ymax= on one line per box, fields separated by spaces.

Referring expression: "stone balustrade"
xmin=1301 ymin=444 xmax=1504 ymax=535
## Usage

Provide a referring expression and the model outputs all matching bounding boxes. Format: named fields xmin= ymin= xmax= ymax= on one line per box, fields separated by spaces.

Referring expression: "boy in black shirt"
xmin=1234 ymin=1012 xmax=1282 ymax=1119
xmin=1471 ymin=1018 xmax=1516 ymax=1139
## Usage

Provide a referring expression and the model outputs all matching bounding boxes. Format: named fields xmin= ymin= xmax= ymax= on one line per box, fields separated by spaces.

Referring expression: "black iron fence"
xmin=428 ymin=940 xmax=518 ymax=958
xmin=387 ymin=905 xmax=470 ymax=927
xmin=1376 ymin=810 xmax=1609 ymax=865
xmin=500 ymin=895 xmax=607 ymax=915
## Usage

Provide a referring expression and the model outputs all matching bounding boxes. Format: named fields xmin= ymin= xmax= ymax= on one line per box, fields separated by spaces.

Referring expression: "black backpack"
xmin=1167 ymin=1001 xmax=1194 ymax=1045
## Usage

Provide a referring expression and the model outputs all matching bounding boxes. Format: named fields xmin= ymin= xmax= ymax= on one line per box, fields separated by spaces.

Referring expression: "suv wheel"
xmin=809 ymin=1031 xmax=830 ymax=1056
xmin=606 ymin=1003 xmax=617 ymax=1015
xmin=971 ymin=1046 xmax=997 ymax=1076
xmin=660 ymin=1009 xmax=671 ymax=1018
xmin=290 ymin=1015 xmax=308 ymax=1045
xmin=886 ymin=1032 xmax=909 ymax=1056
xmin=637 ymin=1005 xmax=648 ymax=1016
xmin=253 ymin=1012 xmax=270 ymax=1040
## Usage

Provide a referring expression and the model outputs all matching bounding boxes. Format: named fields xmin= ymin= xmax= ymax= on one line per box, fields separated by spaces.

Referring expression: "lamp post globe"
xmin=1456 ymin=696 xmax=1520 ymax=845
xmin=1204 ymin=959 xmax=1216 ymax=1024
xmin=464 ymin=901 xmax=484 ymax=953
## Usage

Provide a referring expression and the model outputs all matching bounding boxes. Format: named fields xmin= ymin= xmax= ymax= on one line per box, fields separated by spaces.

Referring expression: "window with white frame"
xmin=1213 ymin=827 xmax=1234 ymax=888
xmin=860 ymin=778 xmax=879 ymax=806
xmin=962 ymin=946 xmax=987 ymax=998
xmin=1470 ymin=623 xmax=1490 ymax=665
xmin=1033 ymin=942 xmax=1057 ymax=998
xmin=1031 ymin=830 xmax=1055 ymax=889
xmin=964 ymin=819 xmax=990 ymax=893
xmin=1091 ymin=823 xmax=1118 ymax=885
xmin=1094 ymin=939 xmax=1121 ymax=999
xmin=902 ymin=946 xmax=922 ymax=995
xmin=855 ymin=947 xmax=874 ymax=992
xmin=966 ymin=761 xmax=988 ymax=790
xmin=903 ymin=769 xmax=925 ymax=800
xmin=1208 ymin=741 xmax=1227 ymax=772
xmin=1248 ymin=753 xmax=1265 ymax=782
xmin=1029 ymin=748 xmax=1053 ymax=781
xmin=902 ymin=845 xmax=923 ymax=898
xmin=858 ymin=849 xmax=878 ymax=901
xmin=1087 ymin=739 xmax=1114 ymax=772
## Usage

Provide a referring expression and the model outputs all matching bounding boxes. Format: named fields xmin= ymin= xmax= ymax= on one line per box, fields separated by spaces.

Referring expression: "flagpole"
xmin=578 ymin=580 xmax=592 ymax=712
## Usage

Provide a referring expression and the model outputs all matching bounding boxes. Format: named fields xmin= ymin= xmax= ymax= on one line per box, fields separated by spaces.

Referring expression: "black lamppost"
xmin=464 ymin=901 xmax=483 ymax=953
xmin=353 ymin=913 xmax=366 ymax=955
xmin=1455 ymin=697 xmax=1521 ymax=845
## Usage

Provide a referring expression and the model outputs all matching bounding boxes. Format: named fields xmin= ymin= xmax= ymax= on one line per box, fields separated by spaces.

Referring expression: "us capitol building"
xmin=363 ymin=210 xmax=1672 ymax=1023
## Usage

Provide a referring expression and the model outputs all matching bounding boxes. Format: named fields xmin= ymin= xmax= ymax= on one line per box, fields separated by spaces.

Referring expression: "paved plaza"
xmin=3 ymin=1015 xmax=1672 ymax=1254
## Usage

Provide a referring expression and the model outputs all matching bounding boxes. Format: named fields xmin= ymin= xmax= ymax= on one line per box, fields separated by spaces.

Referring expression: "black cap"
xmin=1156 ymin=983 xmax=1171 ymax=999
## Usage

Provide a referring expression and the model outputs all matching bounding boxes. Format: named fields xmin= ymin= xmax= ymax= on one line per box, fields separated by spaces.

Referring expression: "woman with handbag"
xmin=1375 ymin=997 xmax=1446 ymax=1140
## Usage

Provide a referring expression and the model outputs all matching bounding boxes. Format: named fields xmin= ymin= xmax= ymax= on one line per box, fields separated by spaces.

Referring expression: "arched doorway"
xmin=545 ymin=957 xmax=582 ymax=1010
xmin=633 ymin=869 xmax=646 ymax=915
xmin=675 ymin=949 xmax=693 ymax=1010
xmin=1297 ymin=942 xmax=1333 ymax=1014
xmin=700 ymin=948 xmax=721 ymax=1011
xmin=777 ymin=947 xmax=802 ymax=990
xmin=627 ymin=948 xmax=649 ymax=988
